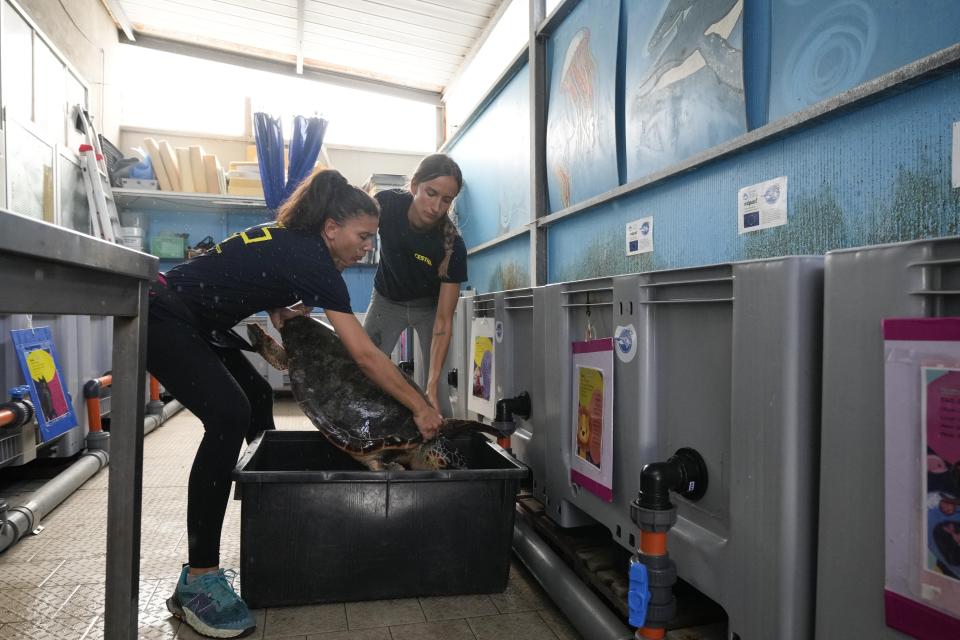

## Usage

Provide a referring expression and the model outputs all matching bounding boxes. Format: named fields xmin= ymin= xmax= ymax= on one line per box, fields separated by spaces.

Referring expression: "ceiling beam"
xmin=128 ymin=33 xmax=443 ymax=105
xmin=101 ymin=0 xmax=135 ymax=41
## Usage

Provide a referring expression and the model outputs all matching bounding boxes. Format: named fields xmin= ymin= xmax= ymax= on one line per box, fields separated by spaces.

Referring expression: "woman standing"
xmin=147 ymin=167 xmax=442 ymax=638
xmin=364 ymin=154 xmax=467 ymax=412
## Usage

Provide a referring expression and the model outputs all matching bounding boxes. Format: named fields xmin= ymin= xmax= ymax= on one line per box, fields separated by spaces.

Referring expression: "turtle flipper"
xmin=247 ymin=323 xmax=289 ymax=370
xmin=358 ymin=453 xmax=405 ymax=471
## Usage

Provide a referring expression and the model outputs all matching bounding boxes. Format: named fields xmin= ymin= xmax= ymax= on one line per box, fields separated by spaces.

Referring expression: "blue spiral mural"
xmin=768 ymin=0 xmax=960 ymax=122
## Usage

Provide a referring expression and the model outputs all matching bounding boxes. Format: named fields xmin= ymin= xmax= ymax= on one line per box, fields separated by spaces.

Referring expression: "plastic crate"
xmin=0 ymin=425 xmax=24 ymax=468
xmin=149 ymin=234 xmax=186 ymax=259
xmin=232 ymin=430 xmax=528 ymax=608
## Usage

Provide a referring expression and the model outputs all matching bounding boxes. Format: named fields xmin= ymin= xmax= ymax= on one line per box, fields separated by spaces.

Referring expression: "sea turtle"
xmin=248 ymin=315 xmax=508 ymax=471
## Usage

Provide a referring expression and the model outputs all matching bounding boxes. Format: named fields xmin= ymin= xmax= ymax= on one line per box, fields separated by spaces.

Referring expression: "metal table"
xmin=0 ymin=209 xmax=157 ymax=639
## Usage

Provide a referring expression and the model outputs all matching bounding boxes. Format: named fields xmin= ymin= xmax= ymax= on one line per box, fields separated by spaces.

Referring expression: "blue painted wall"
xmin=445 ymin=0 xmax=960 ymax=288
xmin=463 ymin=233 xmax=531 ymax=294
xmin=449 ymin=65 xmax=531 ymax=248
xmin=549 ymin=69 xmax=960 ymax=281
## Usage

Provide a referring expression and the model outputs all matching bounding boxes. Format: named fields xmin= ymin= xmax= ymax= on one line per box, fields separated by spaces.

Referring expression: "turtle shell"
xmin=280 ymin=316 xmax=426 ymax=454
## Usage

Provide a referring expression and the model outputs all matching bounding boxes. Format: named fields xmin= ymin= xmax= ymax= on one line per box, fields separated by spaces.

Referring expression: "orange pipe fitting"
xmin=149 ymin=375 xmax=161 ymax=402
xmin=86 ymin=397 xmax=103 ymax=432
xmin=638 ymin=530 xmax=668 ymax=638
xmin=0 ymin=408 xmax=14 ymax=428
xmin=84 ymin=374 xmax=113 ymax=433
xmin=640 ymin=531 xmax=666 ymax=556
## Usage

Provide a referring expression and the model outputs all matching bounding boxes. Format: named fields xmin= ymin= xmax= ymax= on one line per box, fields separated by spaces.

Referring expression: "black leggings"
xmin=146 ymin=312 xmax=274 ymax=568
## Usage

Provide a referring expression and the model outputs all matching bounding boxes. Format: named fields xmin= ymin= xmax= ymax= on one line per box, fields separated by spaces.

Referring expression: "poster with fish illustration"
xmin=11 ymin=327 xmax=78 ymax=442
xmin=468 ymin=317 xmax=496 ymax=419
xmin=623 ymin=0 xmax=747 ymax=183
xmin=570 ymin=338 xmax=614 ymax=502
xmin=546 ymin=0 xmax=619 ymax=213
xmin=883 ymin=319 xmax=960 ymax=636
xmin=921 ymin=368 xmax=960 ymax=608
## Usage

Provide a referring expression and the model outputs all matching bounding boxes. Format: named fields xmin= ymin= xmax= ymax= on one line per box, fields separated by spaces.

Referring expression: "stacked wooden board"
xmin=143 ymin=139 xmax=227 ymax=195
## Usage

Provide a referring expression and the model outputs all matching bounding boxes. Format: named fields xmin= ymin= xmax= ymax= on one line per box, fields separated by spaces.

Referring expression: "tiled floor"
xmin=0 ymin=400 xmax=583 ymax=640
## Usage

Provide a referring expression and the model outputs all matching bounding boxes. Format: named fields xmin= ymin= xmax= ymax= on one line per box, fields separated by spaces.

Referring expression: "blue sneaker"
xmin=166 ymin=565 xmax=255 ymax=638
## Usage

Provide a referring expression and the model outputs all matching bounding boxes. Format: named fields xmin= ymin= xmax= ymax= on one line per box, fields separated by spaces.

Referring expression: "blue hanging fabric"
xmin=254 ymin=112 xmax=328 ymax=213
xmin=284 ymin=115 xmax=328 ymax=205
xmin=253 ymin=112 xmax=286 ymax=212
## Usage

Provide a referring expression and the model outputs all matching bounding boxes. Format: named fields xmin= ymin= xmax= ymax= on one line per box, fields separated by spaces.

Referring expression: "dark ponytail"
xmin=410 ymin=154 xmax=463 ymax=279
xmin=277 ymin=167 xmax=378 ymax=232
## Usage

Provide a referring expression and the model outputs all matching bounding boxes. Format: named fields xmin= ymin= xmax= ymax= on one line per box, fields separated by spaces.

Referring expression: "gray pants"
xmin=363 ymin=289 xmax=438 ymax=384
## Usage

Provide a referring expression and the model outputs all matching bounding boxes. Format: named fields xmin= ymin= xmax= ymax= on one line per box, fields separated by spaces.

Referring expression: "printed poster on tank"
xmin=468 ymin=317 xmax=496 ymax=419
xmin=883 ymin=318 xmax=960 ymax=638
xmin=10 ymin=327 xmax=78 ymax=442
xmin=570 ymin=338 xmax=614 ymax=502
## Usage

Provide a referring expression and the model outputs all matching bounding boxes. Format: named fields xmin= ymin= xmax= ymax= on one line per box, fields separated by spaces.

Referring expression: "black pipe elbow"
xmin=83 ymin=378 xmax=102 ymax=399
xmin=495 ymin=391 xmax=531 ymax=423
xmin=637 ymin=448 xmax=708 ymax=511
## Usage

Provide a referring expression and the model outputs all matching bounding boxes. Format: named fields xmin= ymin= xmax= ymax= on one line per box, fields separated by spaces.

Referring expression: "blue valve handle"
xmin=8 ymin=385 xmax=30 ymax=402
xmin=628 ymin=557 xmax=650 ymax=628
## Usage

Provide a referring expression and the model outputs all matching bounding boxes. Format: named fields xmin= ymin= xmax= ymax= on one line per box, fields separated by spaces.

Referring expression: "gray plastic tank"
xmin=445 ymin=292 xmax=474 ymax=419
xmin=817 ymin=238 xmax=960 ymax=639
xmin=532 ymin=257 xmax=824 ymax=640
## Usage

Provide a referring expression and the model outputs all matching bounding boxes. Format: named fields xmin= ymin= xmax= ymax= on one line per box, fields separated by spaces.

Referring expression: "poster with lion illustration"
xmin=570 ymin=338 xmax=614 ymax=501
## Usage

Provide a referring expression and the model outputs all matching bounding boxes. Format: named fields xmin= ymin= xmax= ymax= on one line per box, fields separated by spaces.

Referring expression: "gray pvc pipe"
xmin=0 ymin=400 xmax=183 ymax=554
xmin=513 ymin=516 xmax=635 ymax=640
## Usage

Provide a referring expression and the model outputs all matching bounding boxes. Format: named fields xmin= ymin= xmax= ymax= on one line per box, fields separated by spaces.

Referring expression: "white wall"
xmin=17 ymin=0 xmax=121 ymax=140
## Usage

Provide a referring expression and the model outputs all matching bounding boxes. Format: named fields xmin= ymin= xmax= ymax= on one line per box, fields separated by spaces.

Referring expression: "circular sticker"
xmin=613 ymin=324 xmax=637 ymax=363
xmin=495 ymin=320 xmax=504 ymax=343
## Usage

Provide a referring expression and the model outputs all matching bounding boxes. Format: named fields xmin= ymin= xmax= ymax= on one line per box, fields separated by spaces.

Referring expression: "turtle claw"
xmin=248 ymin=323 xmax=289 ymax=370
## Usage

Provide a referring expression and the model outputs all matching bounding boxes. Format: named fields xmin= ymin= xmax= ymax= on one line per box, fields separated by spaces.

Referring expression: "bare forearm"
xmin=427 ymin=327 xmax=452 ymax=390
xmin=357 ymin=349 xmax=429 ymax=414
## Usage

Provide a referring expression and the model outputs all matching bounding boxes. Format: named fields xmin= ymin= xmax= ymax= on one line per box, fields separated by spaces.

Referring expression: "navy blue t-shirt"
xmin=163 ymin=222 xmax=351 ymax=330
xmin=373 ymin=189 xmax=467 ymax=302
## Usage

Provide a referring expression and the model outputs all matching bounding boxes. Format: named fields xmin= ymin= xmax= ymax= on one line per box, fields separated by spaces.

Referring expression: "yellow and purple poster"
xmin=468 ymin=317 xmax=496 ymax=419
xmin=570 ymin=338 xmax=614 ymax=502
xmin=11 ymin=327 xmax=77 ymax=441
xmin=922 ymin=368 xmax=960 ymax=592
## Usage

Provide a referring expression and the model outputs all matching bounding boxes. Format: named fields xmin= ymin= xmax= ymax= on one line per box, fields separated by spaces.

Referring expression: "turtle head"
xmin=412 ymin=438 xmax=466 ymax=470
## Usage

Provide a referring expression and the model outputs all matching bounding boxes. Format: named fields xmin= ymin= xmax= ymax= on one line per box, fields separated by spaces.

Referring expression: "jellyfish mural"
xmin=549 ymin=27 xmax=600 ymax=209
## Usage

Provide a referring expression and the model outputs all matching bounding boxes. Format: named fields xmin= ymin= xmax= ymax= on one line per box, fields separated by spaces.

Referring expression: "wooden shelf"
xmin=113 ymin=188 xmax=269 ymax=212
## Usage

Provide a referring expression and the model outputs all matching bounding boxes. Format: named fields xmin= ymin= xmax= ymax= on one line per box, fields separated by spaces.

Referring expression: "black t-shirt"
xmin=373 ymin=189 xmax=467 ymax=301
xmin=162 ymin=222 xmax=351 ymax=330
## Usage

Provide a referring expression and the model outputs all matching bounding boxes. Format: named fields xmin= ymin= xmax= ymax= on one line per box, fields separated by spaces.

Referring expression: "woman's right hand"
xmin=414 ymin=405 xmax=443 ymax=441
xmin=268 ymin=303 xmax=312 ymax=329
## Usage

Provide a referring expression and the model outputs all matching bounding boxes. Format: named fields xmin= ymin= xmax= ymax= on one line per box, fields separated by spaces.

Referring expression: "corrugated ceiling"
xmin=114 ymin=0 xmax=505 ymax=94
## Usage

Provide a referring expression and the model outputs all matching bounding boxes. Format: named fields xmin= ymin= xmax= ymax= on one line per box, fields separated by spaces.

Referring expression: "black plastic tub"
xmin=232 ymin=429 xmax=529 ymax=608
